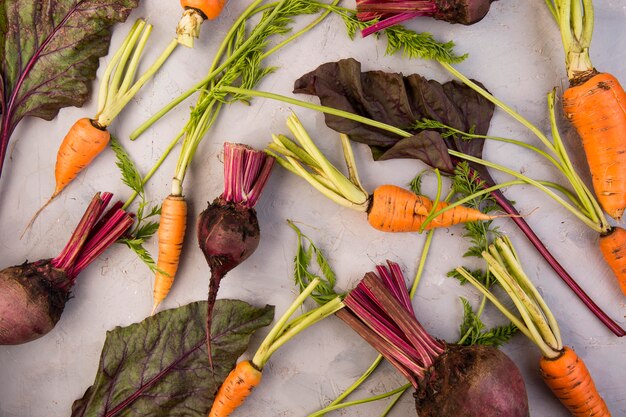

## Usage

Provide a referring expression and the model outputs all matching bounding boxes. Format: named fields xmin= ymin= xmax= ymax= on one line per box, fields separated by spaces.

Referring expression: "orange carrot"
xmin=540 ymin=346 xmax=611 ymax=417
xmin=209 ymin=360 xmax=262 ymax=417
xmin=181 ymin=0 xmax=227 ymax=20
xmin=152 ymin=194 xmax=187 ymax=314
xmin=562 ymin=72 xmax=626 ymax=220
xmin=367 ymin=184 xmax=499 ymax=232
xmin=598 ymin=227 xmax=626 ymax=295
xmin=54 ymin=118 xmax=111 ymax=197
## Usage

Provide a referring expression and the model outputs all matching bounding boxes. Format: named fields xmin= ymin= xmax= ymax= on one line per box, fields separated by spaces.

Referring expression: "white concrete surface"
xmin=1 ymin=1 xmax=625 ymax=416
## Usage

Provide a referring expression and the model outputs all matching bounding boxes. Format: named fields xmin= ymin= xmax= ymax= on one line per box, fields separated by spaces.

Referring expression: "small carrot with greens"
xmin=25 ymin=19 xmax=178 ymax=230
xmin=209 ymin=278 xmax=344 ymax=416
xmin=546 ymin=0 xmax=626 ymax=221
xmin=456 ymin=236 xmax=611 ymax=416
xmin=266 ymin=113 xmax=507 ymax=233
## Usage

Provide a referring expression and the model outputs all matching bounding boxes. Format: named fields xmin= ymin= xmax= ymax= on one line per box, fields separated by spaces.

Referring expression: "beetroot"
xmin=0 ymin=193 xmax=133 ymax=345
xmin=337 ymin=262 xmax=529 ymax=417
xmin=197 ymin=142 xmax=274 ymax=355
xmin=356 ymin=0 xmax=496 ymax=36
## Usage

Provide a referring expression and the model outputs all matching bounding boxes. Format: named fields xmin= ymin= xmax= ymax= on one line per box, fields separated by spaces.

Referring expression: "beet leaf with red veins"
xmin=0 ymin=0 xmax=139 ymax=187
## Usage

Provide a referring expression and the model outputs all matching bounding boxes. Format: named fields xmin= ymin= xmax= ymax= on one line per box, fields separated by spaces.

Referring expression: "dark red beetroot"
xmin=356 ymin=0 xmax=496 ymax=36
xmin=0 ymin=193 xmax=133 ymax=345
xmin=337 ymin=262 xmax=529 ymax=417
xmin=197 ymin=142 xmax=274 ymax=356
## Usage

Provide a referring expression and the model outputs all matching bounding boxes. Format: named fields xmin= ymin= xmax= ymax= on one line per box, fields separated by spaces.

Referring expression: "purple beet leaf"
xmin=0 ymin=0 xmax=140 ymax=186
xmin=71 ymin=300 xmax=274 ymax=417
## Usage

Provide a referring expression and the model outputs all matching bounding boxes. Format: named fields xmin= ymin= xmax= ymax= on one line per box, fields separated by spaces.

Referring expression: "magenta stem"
xmin=221 ymin=142 xmax=274 ymax=208
xmin=490 ymin=188 xmax=625 ymax=337
xmin=358 ymin=1 xmax=437 ymax=13
xmin=51 ymin=192 xmax=133 ymax=285
xmin=68 ymin=209 xmax=134 ymax=279
xmin=343 ymin=262 xmax=446 ymax=383
xmin=52 ymin=193 xmax=111 ymax=272
xmin=361 ymin=12 xmax=425 ymax=36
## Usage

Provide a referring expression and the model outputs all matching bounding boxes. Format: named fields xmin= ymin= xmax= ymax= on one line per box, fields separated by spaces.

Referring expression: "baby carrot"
xmin=367 ymin=184 xmax=498 ymax=232
xmin=209 ymin=360 xmax=262 ymax=417
xmin=152 ymin=194 xmax=187 ymax=314
xmin=540 ymin=346 xmax=610 ymax=417
xmin=562 ymin=73 xmax=626 ymax=220
xmin=457 ymin=236 xmax=612 ymax=416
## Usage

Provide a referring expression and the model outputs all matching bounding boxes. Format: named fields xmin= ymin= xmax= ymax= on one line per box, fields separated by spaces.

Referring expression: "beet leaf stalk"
xmin=338 ymin=261 xmax=529 ymax=417
xmin=198 ymin=142 xmax=274 ymax=361
xmin=218 ymin=85 xmax=625 ymax=336
xmin=356 ymin=0 xmax=497 ymax=36
xmin=0 ymin=192 xmax=133 ymax=345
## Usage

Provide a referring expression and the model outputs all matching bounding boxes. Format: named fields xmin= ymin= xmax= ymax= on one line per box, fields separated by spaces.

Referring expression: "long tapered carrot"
xmin=562 ymin=72 xmax=626 ymax=221
xmin=598 ymin=226 xmax=626 ymax=295
xmin=209 ymin=360 xmax=262 ymax=417
xmin=540 ymin=346 xmax=611 ymax=417
xmin=152 ymin=194 xmax=187 ymax=314
xmin=54 ymin=118 xmax=111 ymax=197
xmin=367 ymin=184 xmax=499 ymax=232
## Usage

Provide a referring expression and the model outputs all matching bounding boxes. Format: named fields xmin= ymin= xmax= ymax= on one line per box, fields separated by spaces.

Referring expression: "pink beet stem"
xmin=51 ymin=192 xmax=132 ymax=285
xmin=52 ymin=193 xmax=111 ymax=272
xmin=358 ymin=1 xmax=437 ymax=13
xmin=343 ymin=263 xmax=445 ymax=381
xmin=361 ymin=12 xmax=425 ymax=36
xmin=68 ymin=209 xmax=134 ymax=279
xmin=222 ymin=142 xmax=274 ymax=208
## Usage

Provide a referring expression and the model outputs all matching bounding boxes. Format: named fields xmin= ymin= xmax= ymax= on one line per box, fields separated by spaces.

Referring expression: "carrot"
xmin=208 ymin=280 xmax=343 ymax=416
xmin=562 ymin=72 xmax=626 ymax=221
xmin=458 ymin=237 xmax=612 ymax=416
xmin=209 ymin=360 xmax=262 ymax=417
xmin=181 ymin=0 xmax=227 ymax=20
xmin=152 ymin=194 xmax=187 ymax=314
xmin=540 ymin=346 xmax=611 ymax=417
xmin=598 ymin=227 xmax=626 ymax=295
xmin=24 ymin=20 xmax=179 ymax=233
xmin=367 ymin=184 xmax=497 ymax=232
xmin=267 ymin=114 xmax=503 ymax=234
xmin=547 ymin=1 xmax=626 ymax=220
xmin=54 ymin=118 xmax=111 ymax=197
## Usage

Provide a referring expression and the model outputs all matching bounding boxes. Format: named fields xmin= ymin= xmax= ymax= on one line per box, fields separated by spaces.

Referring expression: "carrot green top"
xmin=456 ymin=236 xmax=563 ymax=359
xmin=545 ymin=0 xmax=594 ymax=81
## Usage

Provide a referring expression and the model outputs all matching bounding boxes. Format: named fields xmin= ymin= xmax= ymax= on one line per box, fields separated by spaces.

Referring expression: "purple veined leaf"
xmin=71 ymin=300 xmax=274 ymax=417
xmin=0 ymin=0 xmax=140 ymax=185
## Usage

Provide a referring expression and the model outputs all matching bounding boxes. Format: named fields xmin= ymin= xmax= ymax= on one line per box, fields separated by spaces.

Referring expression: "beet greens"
xmin=197 ymin=142 xmax=274 ymax=358
xmin=0 ymin=0 xmax=139 ymax=184
xmin=0 ymin=192 xmax=133 ymax=345
xmin=337 ymin=261 xmax=529 ymax=416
